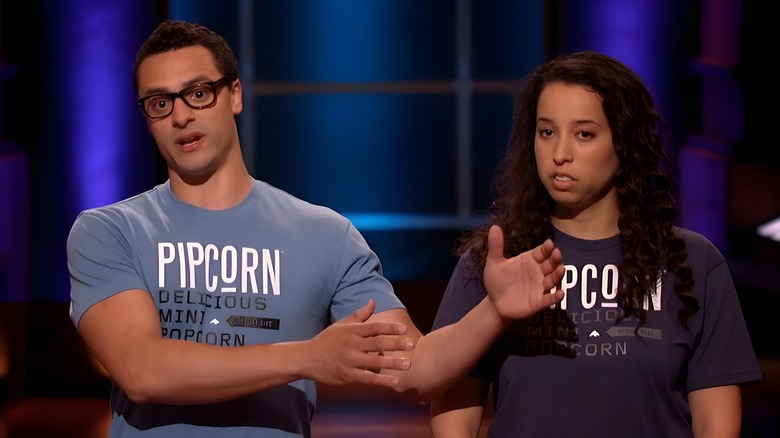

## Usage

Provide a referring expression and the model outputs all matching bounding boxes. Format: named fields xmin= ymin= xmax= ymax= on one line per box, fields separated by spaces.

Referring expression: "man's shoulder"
xmin=252 ymin=179 xmax=348 ymax=225
xmin=73 ymin=184 xmax=166 ymax=230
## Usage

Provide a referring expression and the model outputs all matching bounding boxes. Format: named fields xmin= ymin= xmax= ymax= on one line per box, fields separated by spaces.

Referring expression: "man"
xmin=67 ymin=20 xmax=564 ymax=437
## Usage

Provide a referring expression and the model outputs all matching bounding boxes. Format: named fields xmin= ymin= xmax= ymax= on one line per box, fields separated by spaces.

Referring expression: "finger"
xmin=550 ymin=246 xmax=563 ymax=265
xmin=540 ymin=239 xmax=557 ymax=260
xmin=353 ymin=321 xmax=409 ymax=338
xmin=540 ymin=254 xmax=565 ymax=285
xmin=338 ymin=299 xmax=376 ymax=324
xmin=359 ymin=333 xmax=414 ymax=353
xmin=546 ymin=267 xmax=565 ymax=288
xmin=536 ymin=242 xmax=563 ymax=275
xmin=352 ymin=370 xmax=401 ymax=389
xmin=531 ymin=239 xmax=556 ymax=263
xmin=352 ymin=299 xmax=375 ymax=323
xmin=487 ymin=224 xmax=505 ymax=262
xmin=361 ymin=354 xmax=411 ymax=372
xmin=539 ymin=289 xmax=565 ymax=307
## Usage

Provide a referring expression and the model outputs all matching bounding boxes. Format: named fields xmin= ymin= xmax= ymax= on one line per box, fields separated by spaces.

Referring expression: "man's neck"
xmin=169 ymin=166 xmax=253 ymax=210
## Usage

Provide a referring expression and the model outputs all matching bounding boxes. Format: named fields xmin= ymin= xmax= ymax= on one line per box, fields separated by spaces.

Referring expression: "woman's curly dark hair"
xmin=460 ymin=50 xmax=697 ymax=328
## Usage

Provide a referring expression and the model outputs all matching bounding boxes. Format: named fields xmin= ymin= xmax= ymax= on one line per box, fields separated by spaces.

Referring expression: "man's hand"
xmin=483 ymin=225 xmax=565 ymax=322
xmin=302 ymin=300 xmax=413 ymax=388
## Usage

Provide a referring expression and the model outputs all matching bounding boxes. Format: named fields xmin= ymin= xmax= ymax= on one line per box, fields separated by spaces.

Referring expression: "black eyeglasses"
xmin=137 ymin=77 xmax=233 ymax=119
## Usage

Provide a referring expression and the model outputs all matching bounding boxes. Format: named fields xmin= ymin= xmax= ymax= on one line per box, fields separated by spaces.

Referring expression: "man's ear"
xmin=230 ymin=79 xmax=243 ymax=115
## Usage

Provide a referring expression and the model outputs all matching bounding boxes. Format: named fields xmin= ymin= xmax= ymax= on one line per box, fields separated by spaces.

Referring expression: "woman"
xmin=430 ymin=50 xmax=761 ymax=437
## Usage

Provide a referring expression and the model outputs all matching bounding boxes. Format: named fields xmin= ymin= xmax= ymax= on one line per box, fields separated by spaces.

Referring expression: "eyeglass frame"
xmin=136 ymin=76 xmax=234 ymax=119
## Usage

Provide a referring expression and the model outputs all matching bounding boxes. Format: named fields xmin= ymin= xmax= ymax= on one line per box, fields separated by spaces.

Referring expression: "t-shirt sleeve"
xmin=67 ymin=210 xmax=148 ymax=327
xmin=686 ymin=237 xmax=762 ymax=392
xmin=431 ymin=251 xmax=486 ymax=330
xmin=327 ymin=222 xmax=404 ymax=321
xmin=432 ymin=252 xmax=495 ymax=379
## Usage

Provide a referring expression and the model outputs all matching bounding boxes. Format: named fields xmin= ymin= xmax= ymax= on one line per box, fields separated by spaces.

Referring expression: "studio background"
xmin=0 ymin=0 xmax=777 ymax=436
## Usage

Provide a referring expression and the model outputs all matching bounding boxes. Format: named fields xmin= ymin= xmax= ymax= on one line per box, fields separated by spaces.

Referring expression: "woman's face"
xmin=534 ymin=82 xmax=620 ymax=223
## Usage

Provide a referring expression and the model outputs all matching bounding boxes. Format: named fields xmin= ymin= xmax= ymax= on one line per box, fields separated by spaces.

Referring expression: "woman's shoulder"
xmin=673 ymin=226 xmax=727 ymax=266
xmin=674 ymin=226 xmax=718 ymax=248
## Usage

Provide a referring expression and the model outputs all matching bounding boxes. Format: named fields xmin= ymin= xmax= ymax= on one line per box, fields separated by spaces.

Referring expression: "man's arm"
xmin=374 ymin=225 xmax=564 ymax=400
xmin=78 ymin=291 xmax=412 ymax=405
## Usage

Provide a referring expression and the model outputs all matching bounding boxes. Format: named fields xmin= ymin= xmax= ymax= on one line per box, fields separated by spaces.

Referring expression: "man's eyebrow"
xmin=140 ymin=76 xmax=215 ymax=96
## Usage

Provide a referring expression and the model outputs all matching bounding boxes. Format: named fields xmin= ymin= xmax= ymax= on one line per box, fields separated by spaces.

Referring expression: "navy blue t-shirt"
xmin=432 ymin=227 xmax=762 ymax=437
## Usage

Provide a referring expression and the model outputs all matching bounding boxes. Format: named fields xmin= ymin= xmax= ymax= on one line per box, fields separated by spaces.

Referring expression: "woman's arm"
xmin=374 ymin=225 xmax=564 ymax=401
xmin=430 ymin=377 xmax=490 ymax=438
xmin=689 ymin=385 xmax=742 ymax=438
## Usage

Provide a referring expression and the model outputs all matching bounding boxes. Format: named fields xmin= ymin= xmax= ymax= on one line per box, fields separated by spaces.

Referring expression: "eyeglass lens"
xmin=142 ymin=83 xmax=218 ymax=118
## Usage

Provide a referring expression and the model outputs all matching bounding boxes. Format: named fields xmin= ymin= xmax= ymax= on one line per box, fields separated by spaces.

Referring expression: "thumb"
xmin=338 ymin=299 xmax=376 ymax=324
xmin=487 ymin=224 xmax=506 ymax=262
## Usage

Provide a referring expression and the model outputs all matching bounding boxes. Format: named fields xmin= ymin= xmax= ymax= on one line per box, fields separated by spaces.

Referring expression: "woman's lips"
xmin=551 ymin=174 xmax=574 ymax=190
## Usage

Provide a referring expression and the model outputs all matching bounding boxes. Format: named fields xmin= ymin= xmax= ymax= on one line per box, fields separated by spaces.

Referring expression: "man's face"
xmin=136 ymin=45 xmax=242 ymax=181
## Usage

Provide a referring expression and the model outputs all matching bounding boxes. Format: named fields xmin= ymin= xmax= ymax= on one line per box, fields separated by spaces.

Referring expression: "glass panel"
xmin=253 ymin=93 xmax=457 ymax=214
xmin=472 ymin=1 xmax=544 ymax=79
xmin=254 ymin=0 xmax=456 ymax=82
xmin=471 ymin=93 xmax=514 ymax=212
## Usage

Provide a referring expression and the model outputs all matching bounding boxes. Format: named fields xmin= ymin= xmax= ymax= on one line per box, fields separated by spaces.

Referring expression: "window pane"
xmin=254 ymin=93 xmax=457 ymax=213
xmin=255 ymin=0 xmax=457 ymax=82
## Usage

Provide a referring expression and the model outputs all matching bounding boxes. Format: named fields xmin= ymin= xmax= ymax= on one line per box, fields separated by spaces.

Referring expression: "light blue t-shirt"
xmin=68 ymin=180 xmax=405 ymax=437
